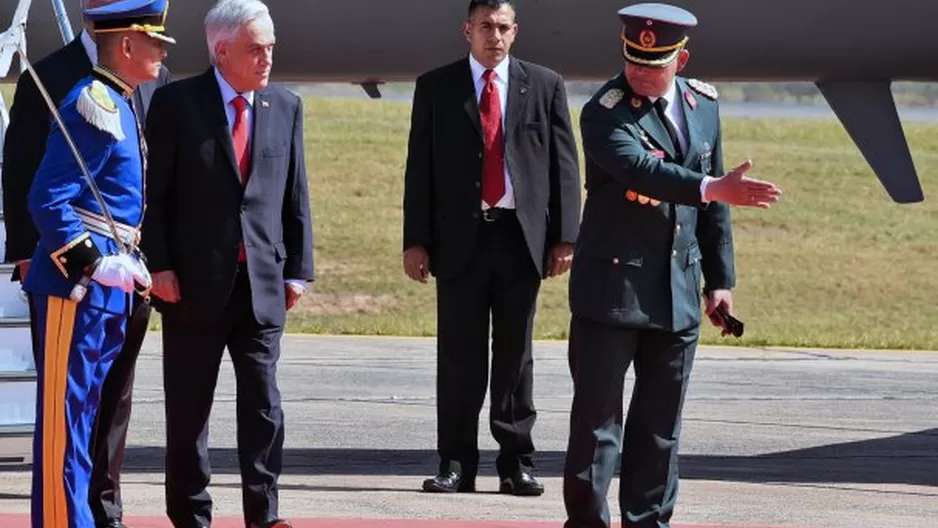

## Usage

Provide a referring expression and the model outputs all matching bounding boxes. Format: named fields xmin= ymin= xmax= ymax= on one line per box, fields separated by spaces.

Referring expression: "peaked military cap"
xmin=85 ymin=0 xmax=176 ymax=45
xmin=618 ymin=3 xmax=696 ymax=67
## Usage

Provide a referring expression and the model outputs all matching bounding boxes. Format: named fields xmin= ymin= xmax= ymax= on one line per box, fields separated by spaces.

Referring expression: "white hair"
xmin=204 ymin=0 xmax=274 ymax=64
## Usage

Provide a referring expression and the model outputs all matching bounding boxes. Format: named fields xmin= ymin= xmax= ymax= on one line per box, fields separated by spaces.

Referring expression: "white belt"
xmin=74 ymin=207 xmax=140 ymax=248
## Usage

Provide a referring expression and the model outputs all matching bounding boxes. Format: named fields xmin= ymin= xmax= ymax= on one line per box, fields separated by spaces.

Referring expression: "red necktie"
xmin=232 ymin=95 xmax=251 ymax=183
xmin=232 ymin=95 xmax=250 ymax=262
xmin=480 ymin=69 xmax=505 ymax=207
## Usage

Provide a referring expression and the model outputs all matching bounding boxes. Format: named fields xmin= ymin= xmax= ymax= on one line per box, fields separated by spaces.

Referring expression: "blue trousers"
xmin=30 ymin=294 xmax=127 ymax=528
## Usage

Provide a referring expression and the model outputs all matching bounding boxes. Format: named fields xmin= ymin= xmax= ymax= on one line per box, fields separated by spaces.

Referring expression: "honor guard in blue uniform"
xmin=562 ymin=4 xmax=781 ymax=528
xmin=22 ymin=1 xmax=175 ymax=526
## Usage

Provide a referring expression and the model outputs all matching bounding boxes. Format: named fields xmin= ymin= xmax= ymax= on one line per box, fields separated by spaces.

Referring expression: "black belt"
xmin=481 ymin=207 xmax=516 ymax=222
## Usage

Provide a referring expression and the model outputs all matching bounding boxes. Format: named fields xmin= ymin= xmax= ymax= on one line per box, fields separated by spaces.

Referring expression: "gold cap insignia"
xmin=639 ymin=29 xmax=656 ymax=49
xmin=599 ymin=88 xmax=624 ymax=109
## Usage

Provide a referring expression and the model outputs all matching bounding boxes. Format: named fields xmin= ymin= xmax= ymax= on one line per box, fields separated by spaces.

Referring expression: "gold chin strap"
xmin=620 ymin=29 xmax=689 ymax=52
xmin=94 ymin=23 xmax=166 ymax=35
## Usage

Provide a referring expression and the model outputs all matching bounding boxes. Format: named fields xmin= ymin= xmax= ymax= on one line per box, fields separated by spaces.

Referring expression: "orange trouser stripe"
xmin=41 ymin=296 xmax=77 ymax=528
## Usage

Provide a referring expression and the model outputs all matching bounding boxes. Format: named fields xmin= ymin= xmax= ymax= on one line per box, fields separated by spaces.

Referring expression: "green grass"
xmin=3 ymin=83 xmax=937 ymax=350
xmin=281 ymin=97 xmax=938 ymax=350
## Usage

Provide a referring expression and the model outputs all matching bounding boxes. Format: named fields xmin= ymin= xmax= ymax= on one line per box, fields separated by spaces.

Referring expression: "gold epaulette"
xmin=76 ymin=80 xmax=125 ymax=141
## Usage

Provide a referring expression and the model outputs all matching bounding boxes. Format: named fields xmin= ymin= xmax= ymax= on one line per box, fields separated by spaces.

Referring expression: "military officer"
xmin=562 ymin=3 xmax=781 ymax=527
xmin=21 ymin=1 xmax=174 ymax=526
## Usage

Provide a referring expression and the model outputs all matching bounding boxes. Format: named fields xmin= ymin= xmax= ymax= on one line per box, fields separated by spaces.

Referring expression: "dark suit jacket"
xmin=569 ymin=73 xmax=735 ymax=332
xmin=2 ymin=36 xmax=170 ymax=274
xmin=402 ymin=56 xmax=581 ymax=279
xmin=141 ymin=68 xmax=314 ymax=327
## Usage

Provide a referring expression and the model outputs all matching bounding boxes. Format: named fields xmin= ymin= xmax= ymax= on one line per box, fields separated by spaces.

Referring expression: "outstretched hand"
xmin=705 ymin=159 xmax=782 ymax=208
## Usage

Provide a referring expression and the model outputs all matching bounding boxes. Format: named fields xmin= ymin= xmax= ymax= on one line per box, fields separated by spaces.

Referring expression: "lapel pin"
xmin=520 ymin=87 xmax=527 ymax=95
xmin=630 ymin=96 xmax=642 ymax=108
xmin=261 ymin=100 xmax=269 ymax=108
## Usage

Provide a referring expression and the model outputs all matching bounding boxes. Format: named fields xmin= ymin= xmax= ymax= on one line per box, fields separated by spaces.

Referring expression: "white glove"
xmin=91 ymin=254 xmax=150 ymax=293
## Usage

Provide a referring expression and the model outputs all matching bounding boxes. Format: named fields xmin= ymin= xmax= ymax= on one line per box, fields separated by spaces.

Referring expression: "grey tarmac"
xmin=1 ymin=334 xmax=935 ymax=527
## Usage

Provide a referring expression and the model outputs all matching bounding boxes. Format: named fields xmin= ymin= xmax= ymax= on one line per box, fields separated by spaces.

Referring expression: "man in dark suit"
xmin=562 ymin=4 xmax=782 ymax=527
xmin=141 ymin=1 xmax=313 ymax=527
xmin=1 ymin=1 xmax=170 ymax=526
xmin=402 ymin=0 xmax=581 ymax=497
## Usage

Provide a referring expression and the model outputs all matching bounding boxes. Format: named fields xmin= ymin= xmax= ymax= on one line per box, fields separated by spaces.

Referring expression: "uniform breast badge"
xmin=625 ymin=189 xmax=661 ymax=206
xmin=599 ymin=88 xmax=624 ymax=109
xmin=77 ymin=80 xmax=125 ymax=141
xmin=687 ymin=78 xmax=718 ymax=100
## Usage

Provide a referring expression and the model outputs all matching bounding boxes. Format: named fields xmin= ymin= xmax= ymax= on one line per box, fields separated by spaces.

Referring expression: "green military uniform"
xmin=562 ymin=4 xmax=735 ymax=528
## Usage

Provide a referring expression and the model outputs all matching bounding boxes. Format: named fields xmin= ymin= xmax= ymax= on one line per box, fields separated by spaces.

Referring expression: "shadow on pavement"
xmin=70 ymin=428 xmax=938 ymax=488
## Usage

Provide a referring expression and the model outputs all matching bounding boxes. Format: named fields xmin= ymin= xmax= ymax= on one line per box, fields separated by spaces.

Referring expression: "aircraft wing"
xmin=816 ymin=80 xmax=925 ymax=203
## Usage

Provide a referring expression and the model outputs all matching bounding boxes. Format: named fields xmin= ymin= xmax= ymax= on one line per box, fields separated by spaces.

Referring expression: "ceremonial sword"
xmin=15 ymin=48 xmax=150 ymax=301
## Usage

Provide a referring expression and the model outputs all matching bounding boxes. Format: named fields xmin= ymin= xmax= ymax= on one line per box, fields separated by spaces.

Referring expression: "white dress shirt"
xmin=647 ymin=81 xmax=688 ymax=155
xmin=80 ymin=29 xmax=98 ymax=65
xmin=468 ymin=53 xmax=515 ymax=210
xmin=649 ymin=80 xmax=713 ymax=202
xmin=214 ymin=67 xmax=255 ymax=153
xmin=214 ymin=68 xmax=306 ymax=293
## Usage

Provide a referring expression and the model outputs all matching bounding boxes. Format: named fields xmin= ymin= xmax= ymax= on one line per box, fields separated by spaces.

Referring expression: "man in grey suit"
xmin=403 ymin=0 xmax=581 ymax=497
xmin=140 ymin=1 xmax=313 ymax=527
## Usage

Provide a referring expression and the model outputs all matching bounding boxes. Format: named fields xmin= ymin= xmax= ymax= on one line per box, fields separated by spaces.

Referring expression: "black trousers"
xmin=162 ymin=269 xmax=285 ymax=528
xmin=27 ymin=291 xmax=151 ymax=527
xmin=434 ymin=213 xmax=542 ymax=479
xmin=563 ymin=315 xmax=699 ymax=528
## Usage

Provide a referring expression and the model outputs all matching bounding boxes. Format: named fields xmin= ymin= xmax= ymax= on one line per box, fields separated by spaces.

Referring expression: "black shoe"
xmin=421 ymin=471 xmax=476 ymax=493
xmin=498 ymin=471 xmax=544 ymax=496
xmin=102 ymin=522 xmax=130 ymax=528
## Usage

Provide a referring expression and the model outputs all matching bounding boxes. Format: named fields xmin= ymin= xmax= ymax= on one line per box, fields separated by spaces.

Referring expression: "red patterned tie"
xmin=480 ymin=69 xmax=505 ymax=207
xmin=232 ymin=95 xmax=250 ymax=262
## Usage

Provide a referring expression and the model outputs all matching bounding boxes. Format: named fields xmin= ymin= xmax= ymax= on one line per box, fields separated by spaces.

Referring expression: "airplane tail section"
xmin=815 ymin=80 xmax=925 ymax=203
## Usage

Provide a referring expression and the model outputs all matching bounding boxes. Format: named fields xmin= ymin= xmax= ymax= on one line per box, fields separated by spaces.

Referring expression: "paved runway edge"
xmin=0 ymin=514 xmax=811 ymax=528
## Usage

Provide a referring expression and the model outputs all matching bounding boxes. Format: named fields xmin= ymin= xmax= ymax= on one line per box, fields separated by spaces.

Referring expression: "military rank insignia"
xmin=77 ymin=80 xmax=125 ymax=141
xmin=687 ymin=78 xmax=718 ymax=100
xmin=599 ymin=88 xmax=624 ymax=109
xmin=684 ymin=90 xmax=697 ymax=109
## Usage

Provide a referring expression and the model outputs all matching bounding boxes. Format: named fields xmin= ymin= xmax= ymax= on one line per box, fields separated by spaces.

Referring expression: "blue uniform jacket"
xmin=23 ymin=66 xmax=145 ymax=315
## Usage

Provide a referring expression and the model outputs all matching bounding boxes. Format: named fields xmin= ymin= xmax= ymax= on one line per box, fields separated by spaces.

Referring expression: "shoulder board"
xmin=687 ymin=78 xmax=718 ymax=100
xmin=76 ymin=80 xmax=125 ymax=141
xmin=598 ymin=88 xmax=625 ymax=109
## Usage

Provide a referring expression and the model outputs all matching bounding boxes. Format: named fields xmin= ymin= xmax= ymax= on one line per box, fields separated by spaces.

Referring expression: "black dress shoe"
xmin=421 ymin=471 xmax=476 ymax=493
xmin=102 ymin=521 xmax=130 ymax=528
xmin=498 ymin=471 xmax=544 ymax=496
